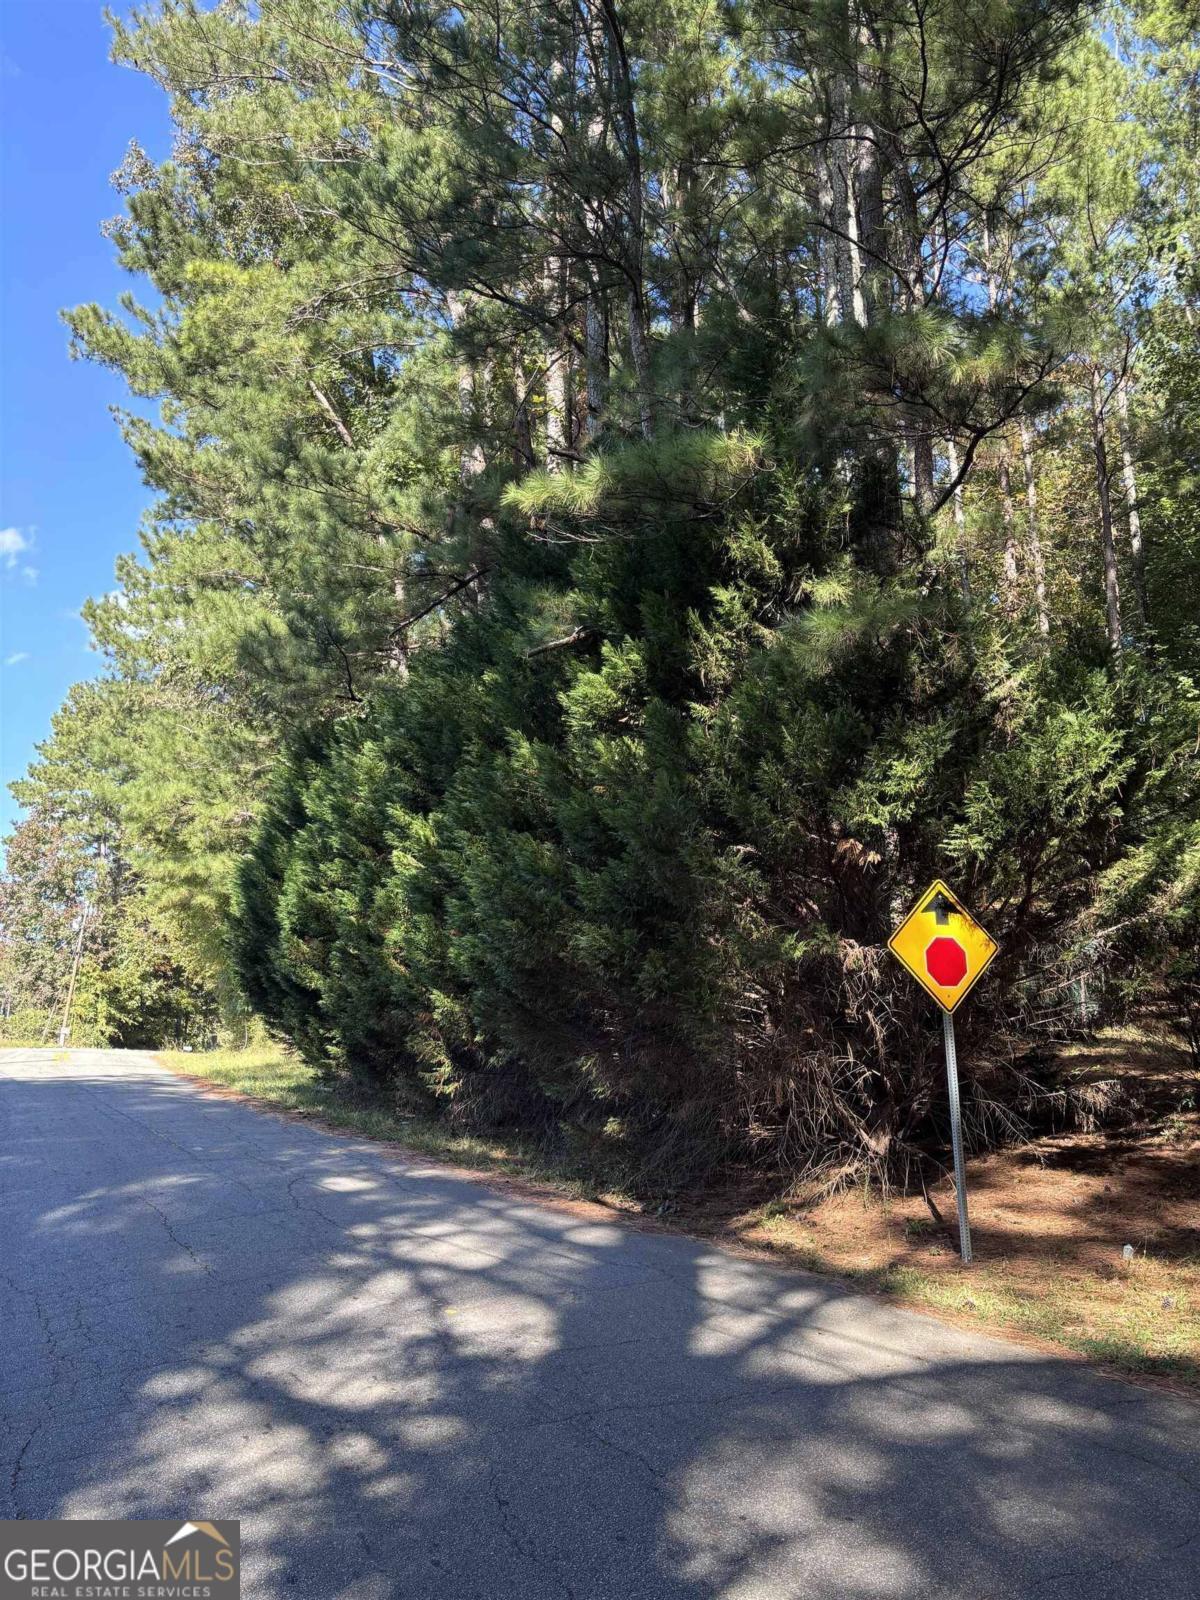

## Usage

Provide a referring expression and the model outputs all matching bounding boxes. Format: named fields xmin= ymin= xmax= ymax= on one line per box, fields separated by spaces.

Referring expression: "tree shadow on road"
xmin=3 ymin=1060 xmax=1197 ymax=1599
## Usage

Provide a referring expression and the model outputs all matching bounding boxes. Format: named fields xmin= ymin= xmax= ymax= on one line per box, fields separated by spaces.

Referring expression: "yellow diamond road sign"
xmin=888 ymin=879 xmax=998 ymax=1013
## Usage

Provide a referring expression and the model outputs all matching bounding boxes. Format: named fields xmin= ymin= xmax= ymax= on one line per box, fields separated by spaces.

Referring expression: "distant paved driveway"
xmin=2 ymin=1048 xmax=1197 ymax=1599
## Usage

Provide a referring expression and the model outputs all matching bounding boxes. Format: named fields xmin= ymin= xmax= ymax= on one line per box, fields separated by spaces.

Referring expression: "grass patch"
xmin=726 ymin=1218 xmax=1199 ymax=1388
xmin=723 ymin=1216 xmax=1198 ymax=1388
xmin=863 ymin=1261 xmax=1199 ymax=1382
xmin=155 ymin=1045 xmax=615 ymax=1196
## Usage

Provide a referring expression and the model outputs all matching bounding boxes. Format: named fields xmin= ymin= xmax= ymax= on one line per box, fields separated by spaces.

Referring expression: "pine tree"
xmin=11 ymin=0 xmax=1198 ymax=1183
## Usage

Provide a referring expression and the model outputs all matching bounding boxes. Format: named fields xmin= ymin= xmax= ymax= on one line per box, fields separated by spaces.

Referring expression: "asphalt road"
xmin=2 ymin=1048 xmax=1197 ymax=1599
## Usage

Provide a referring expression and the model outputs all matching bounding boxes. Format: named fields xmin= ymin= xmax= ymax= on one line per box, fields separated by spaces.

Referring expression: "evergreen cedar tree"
xmin=3 ymin=0 xmax=1197 ymax=1190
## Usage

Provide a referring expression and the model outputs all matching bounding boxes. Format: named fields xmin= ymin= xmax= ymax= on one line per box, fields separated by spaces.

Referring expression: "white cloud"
xmin=20 ymin=566 xmax=37 ymax=585
xmin=0 ymin=528 xmax=29 ymax=569
xmin=4 ymin=652 xmax=30 ymax=667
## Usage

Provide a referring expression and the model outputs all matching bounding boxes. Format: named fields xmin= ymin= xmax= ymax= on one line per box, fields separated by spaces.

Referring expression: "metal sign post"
xmin=888 ymin=879 xmax=998 ymax=1267
xmin=940 ymin=1010 xmax=972 ymax=1264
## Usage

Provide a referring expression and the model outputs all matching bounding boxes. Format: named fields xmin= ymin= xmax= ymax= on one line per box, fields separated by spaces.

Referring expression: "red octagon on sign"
xmin=925 ymin=936 xmax=967 ymax=988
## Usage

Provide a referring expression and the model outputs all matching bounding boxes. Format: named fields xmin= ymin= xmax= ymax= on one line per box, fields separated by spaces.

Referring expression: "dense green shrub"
xmin=234 ymin=432 xmax=1200 ymax=1188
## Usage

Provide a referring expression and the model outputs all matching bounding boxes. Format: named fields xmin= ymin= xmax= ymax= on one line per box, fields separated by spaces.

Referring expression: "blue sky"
xmin=0 ymin=2 xmax=172 ymax=839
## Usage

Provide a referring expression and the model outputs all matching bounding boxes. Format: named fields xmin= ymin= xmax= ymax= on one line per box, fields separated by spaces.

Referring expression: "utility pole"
xmin=57 ymin=838 xmax=104 ymax=1047
xmin=57 ymin=902 xmax=90 ymax=1047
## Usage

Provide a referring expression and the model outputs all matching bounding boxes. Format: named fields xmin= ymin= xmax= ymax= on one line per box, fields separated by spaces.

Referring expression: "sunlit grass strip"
xmin=156 ymin=1045 xmax=574 ymax=1184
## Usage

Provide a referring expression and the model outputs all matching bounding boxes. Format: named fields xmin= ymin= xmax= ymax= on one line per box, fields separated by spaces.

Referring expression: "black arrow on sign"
xmin=926 ymin=891 xmax=956 ymax=925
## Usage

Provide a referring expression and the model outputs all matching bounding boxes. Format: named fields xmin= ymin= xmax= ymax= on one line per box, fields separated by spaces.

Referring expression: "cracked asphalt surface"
xmin=2 ymin=1048 xmax=1197 ymax=1599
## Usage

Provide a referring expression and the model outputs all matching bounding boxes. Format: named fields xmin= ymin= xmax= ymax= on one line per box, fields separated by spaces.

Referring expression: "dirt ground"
xmin=684 ymin=1027 xmax=1200 ymax=1385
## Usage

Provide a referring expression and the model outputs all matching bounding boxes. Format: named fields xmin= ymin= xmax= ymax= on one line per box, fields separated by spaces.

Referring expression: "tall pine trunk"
xmin=600 ymin=0 xmax=653 ymax=437
xmin=982 ymin=225 xmax=1018 ymax=612
xmin=946 ymin=437 xmax=971 ymax=604
xmin=1019 ymin=417 xmax=1049 ymax=637
xmin=584 ymin=278 xmax=608 ymax=441
xmin=998 ymin=451 xmax=1020 ymax=612
xmin=544 ymin=39 xmax=572 ymax=472
xmin=445 ymin=289 xmax=490 ymax=608
xmin=446 ymin=291 xmax=487 ymax=482
xmin=827 ymin=74 xmax=865 ymax=328
xmin=817 ymin=153 xmax=840 ymax=326
xmin=1089 ymin=363 xmax=1122 ymax=655
xmin=1115 ymin=374 xmax=1148 ymax=624
xmin=582 ymin=5 xmax=609 ymax=442
xmin=889 ymin=146 xmax=934 ymax=505
xmin=544 ymin=257 xmax=571 ymax=471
